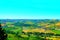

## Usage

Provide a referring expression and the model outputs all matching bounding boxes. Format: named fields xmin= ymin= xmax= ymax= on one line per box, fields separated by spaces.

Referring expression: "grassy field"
xmin=1 ymin=19 xmax=60 ymax=40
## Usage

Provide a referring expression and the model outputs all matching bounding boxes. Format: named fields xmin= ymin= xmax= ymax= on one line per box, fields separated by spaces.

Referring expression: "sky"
xmin=0 ymin=0 xmax=60 ymax=19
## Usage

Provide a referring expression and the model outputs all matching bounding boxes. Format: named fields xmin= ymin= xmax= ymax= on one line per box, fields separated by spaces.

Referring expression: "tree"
xmin=0 ymin=24 xmax=7 ymax=40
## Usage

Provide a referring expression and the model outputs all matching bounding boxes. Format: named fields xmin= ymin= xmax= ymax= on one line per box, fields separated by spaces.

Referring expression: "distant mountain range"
xmin=0 ymin=19 xmax=60 ymax=21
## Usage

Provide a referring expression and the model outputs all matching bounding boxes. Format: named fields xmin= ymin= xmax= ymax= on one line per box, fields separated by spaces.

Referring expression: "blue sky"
xmin=0 ymin=0 xmax=60 ymax=19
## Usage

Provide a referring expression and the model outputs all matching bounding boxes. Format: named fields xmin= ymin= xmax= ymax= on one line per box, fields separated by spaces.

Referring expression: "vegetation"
xmin=0 ymin=24 xmax=7 ymax=40
xmin=0 ymin=19 xmax=60 ymax=40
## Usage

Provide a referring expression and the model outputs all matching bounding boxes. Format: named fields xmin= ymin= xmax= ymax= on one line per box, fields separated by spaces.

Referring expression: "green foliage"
xmin=1 ymin=19 xmax=60 ymax=40
xmin=52 ymin=30 xmax=60 ymax=34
